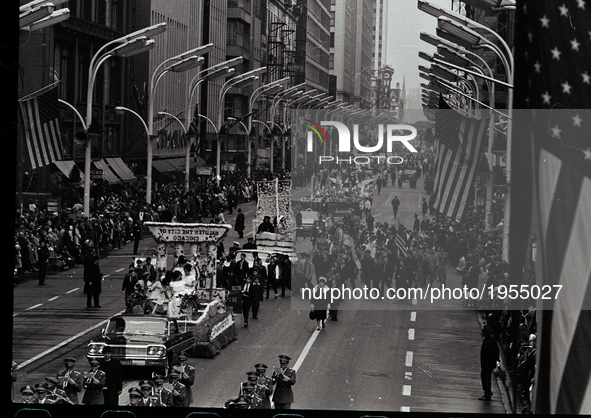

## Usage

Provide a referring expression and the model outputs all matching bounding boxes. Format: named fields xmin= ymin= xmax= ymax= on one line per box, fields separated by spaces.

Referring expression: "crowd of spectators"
xmin=13 ymin=170 xmax=289 ymax=282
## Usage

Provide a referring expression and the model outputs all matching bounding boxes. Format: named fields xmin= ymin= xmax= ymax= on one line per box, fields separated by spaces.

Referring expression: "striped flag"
xmin=431 ymin=96 xmax=489 ymax=221
xmin=18 ymin=84 xmax=64 ymax=170
xmin=395 ymin=230 xmax=412 ymax=258
xmin=511 ymin=1 xmax=591 ymax=414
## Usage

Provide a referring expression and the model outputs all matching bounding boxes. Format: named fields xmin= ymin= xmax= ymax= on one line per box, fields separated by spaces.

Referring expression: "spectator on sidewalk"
xmin=479 ymin=325 xmax=499 ymax=401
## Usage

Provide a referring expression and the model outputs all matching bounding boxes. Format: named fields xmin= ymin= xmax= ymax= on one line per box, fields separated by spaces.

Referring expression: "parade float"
xmin=252 ymin=178 xmax=296 ymax=260
xmin=142 ymin=222 xmax=238 ymax=358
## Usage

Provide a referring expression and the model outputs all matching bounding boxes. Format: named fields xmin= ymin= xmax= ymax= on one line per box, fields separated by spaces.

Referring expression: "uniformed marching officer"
xmin=20 ymin=385 xmax=37 ymax=404
xmin=44 ymin=377 xmax=74 ymax=404
xmin=255 ymin=363 xmax=274 ymax=409
xmin=82 ymin=359 xmax=106 ymax=405
xmin=127 ymin=387 xmax=143 ymax=406
xmin=272 ymin=355 xmax=296 ymax=409
xmin=168 ymin=367 xmax=188 ymax=407
xmin=176 ymin=354 xmax=195 ymax=406
xmin=152 ymin=374 xmax=173 ymax=406
xmin=34 ymin=383 xmax=56 ymax=405
xmin=241 ymin=382 xmax=264 ymax=409
xmin=56 ymin=357 xmax=83 ymax=404
xmin=138 ymin=380 xmax=161 ymax=407
xmin=239 ymin=371 xmax=261 ymax=396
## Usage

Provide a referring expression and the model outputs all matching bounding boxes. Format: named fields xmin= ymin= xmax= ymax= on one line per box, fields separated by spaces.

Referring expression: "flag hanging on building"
xmin=430 ymin=96 xmax=489 ymax=221
xmin=511 ymin=1 xmax=591 ymax=414
xmin=18 ymin=83 xmax=64 ymax=170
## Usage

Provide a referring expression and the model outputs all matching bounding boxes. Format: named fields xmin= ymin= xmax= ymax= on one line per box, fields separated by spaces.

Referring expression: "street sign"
xmin=90 ymin=169 xmax=103 ymax=180
xmin=144 ymin=222 xmax=231 ymax=243
xmin=196 ymin=167 xmax=213 ymax=176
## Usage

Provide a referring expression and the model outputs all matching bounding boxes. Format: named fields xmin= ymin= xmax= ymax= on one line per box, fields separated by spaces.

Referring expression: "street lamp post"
xmin=81 ymin=22 xmax=166 ymax=218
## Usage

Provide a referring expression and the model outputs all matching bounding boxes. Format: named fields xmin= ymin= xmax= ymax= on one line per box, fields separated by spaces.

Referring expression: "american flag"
xmin=395 ymin=230 xmax=413 ymax=258
xmin=511 ymin=1 xmax=591 ymax=414
xmin=430 ymin=96 xmax=489 ymax=221
xmin=18 ymin=84 xmax=64 ymax=170
xmin=187 ymin=103 xmax=199 ymax=136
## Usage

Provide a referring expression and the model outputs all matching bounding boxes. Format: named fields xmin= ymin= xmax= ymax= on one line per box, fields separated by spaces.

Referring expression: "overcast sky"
xmin=385 ymin=0 xmax=453 ymax=96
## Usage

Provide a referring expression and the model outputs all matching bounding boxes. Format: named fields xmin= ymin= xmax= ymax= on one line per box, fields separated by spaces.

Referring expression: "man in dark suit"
xmin=236 ymin=253 xmax=250 ymax=285
xmin=272 ymin=355 xmax=296 ymax=409
xmin=234 ymin=208 xmax=246 ymax=238
xmin=242 ymin=237 xmax=257 ymax=249
xmin=100 ymin=346 xmax=122 ymax=405
xmin=241 ymin=276 xmax=255 ymax=328
xmin=250 ymin=273 xmax=264 ymax=319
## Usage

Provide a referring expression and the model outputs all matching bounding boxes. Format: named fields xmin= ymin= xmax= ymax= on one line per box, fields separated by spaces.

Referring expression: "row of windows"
xmin=68 ymin=0 xmax=125 ymax=32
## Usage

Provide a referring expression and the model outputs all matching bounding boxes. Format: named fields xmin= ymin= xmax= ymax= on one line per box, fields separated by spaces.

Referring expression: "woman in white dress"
xmin=146 ymin=275 xmax=168 ymax=315
xmin=167 ymin=271 xmax=187 ymax=318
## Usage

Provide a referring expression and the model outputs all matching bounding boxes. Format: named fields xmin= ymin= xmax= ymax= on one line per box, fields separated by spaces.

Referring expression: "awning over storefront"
xmin=152 ymin=157 xmax=194 ymax=173
xmin=105 ymin=157 xmax=136 ymax=182
xmin=54 ymin=160 xmax=77 ymax=178
xmin=93 ymin=160 xmax=121 ymax=184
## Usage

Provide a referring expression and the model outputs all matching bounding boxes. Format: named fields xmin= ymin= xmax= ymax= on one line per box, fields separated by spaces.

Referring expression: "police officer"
xmin=241 ymin=382 xmax=264 ymax=409
xmin=20 ymin=385 xmax=37 ymax=404
xmin=34 ymin=383 xmax=56 ymax=405
xmin=138 ymin=380 xmax=161 ymax=407
xmin=176 ymin=354 xmax=195 ymax=406
xmin=44 ymin=377 xmax=73 ymax=404
xmin=152 ymin=374 xmax=173 ymax=406
xmin=82 ymin=359 xmax=105 ymax=405
xmin=272 ymin=355 xmax=296 ymax=409
xmin=56 ymin=357 xmax=83 ymax=404
xmin=255 ymin=363 xmax=274 ymax=409
xmin=127 ymin=387 xmax=143 ymax=406
xmin=168 ymin=367 xmax=187 ymax=407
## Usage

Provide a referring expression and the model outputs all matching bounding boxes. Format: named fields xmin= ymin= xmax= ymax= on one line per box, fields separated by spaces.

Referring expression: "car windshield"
xmin=105 ymin=317 xmax=167 ymax=336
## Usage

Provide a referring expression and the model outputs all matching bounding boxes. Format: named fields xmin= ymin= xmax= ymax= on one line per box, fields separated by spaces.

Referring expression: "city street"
xmin=12 ymin=179 xmax=507 ymax=414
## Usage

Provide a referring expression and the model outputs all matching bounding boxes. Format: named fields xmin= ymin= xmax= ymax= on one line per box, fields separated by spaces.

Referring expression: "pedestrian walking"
xmin=132 ymin=220 xmax=142 ymax=255
xmin=311 ymin=277 xmax=330 ymax=331
xmin=234 ymin=208 xmax=245 ymax=238
xmin=376 ymin=176 xmax=383 ymax=195
xmin=121 ymin=263 xmax=138 ymax=307
xmin=391 ymin=196 xmax=400 ymax=219
xmin=83 ymin=254 xmax=102 ymax=308
xmin=272 ymin=355 xmax=296 ymax=409
xmin=100 ymin=347 xmax=122 ymax=405
xmin=56 ymin=357 xmax=83 ymax=404
xmin=422 ymin=198 xmax=428 ymax=219
xmin=479 ymin=325 xmax=499 ymax=400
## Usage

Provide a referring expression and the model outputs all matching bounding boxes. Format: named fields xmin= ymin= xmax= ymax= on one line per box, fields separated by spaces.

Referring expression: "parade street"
xmin=13 ymin=178 xmax=507 ymax=414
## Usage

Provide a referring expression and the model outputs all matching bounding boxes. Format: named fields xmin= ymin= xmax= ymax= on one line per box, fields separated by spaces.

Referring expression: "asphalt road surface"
xmin=12 ymin=181 xmax=508 ymax=414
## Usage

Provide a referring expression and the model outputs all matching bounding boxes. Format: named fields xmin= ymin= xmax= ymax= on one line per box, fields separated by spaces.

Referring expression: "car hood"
xmin=97 ymin=334 xmax=168 ymax=345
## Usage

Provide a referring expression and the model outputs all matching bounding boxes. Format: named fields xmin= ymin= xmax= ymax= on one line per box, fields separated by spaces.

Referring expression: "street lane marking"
xmin=405 ymin=351 xmax=413 ymax=367
xmin=15 ymin=308 xmax=126 ymax=371
xmin=402 ymin=385 xmax=412 ymax=396
xmin=401 ymin=406 xmax=411 ymax=412
xmin=25 ymin=304 xmax=43 ymax=311
xmin=293 ymin=327 xmax=320 ymax=372
xmin=115 ymin=268 xmax=125 ymax=272
xmin=410 ymin=311 xmax=416 ymax=321
xmin=408 ymin=329 xmax=415 ymax=340
xmin=405 ymin=371 xmax=413 ymax=380
xmin=66 ymin=288 xmax=79 ymax=294
xmin=48 ymin=296 xmax=59 ymax=301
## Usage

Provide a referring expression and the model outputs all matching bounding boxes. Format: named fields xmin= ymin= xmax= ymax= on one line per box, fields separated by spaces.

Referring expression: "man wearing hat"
xmin=138 ymin=380 xmax=161 ymax=407
xmin=152 ymin=374 xmax=173 ymax=406
xmin=272 ymin=355 xmax=296 ymax=409
xmin=127 ymin=387 xmax=143 ymax=406
xmin=176 ymin=354 xmax=195 ymax=406
xmin=44 ymin=377 xmax=73 ymax=404
xmin=168 ymin=367 xmax=187 ymax=407
xmin=242 ymin=237 xmax=257 ymax=249
xmin=82 ymin=359 xmax=106 ymax=405
xmin=255 ymin=363 xmax=274 ymax=409
xmin=57 ymin=357 xmax=83 ymax=404
xmin=241 ymin=381 xmax=264 ymax=409
xmin=34 ymin=383 xmax=56 ymax=404
xmin=20 ymin=385 xmax=37 ymax=404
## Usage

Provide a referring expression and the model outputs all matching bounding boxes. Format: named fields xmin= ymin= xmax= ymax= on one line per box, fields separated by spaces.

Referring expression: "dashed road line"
xmin=408 ymin=329 xmax=415 ymax=340
xmin=25 ymin=304 xmax=43 ymax=311
xmin=402 ymin=385 xmax=412 ymax=396
xmin=401 ymin=406 xmax=411 ymax=412
xmin=66 ymin=288 xmax=79 ymax=294
xmin=410 ymin=311 xmax=416 ymax=321
xmin=48 ymin=296 xmax=59 ymax=302
xmin=405 ymin=351 xmax=413 ymax=367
